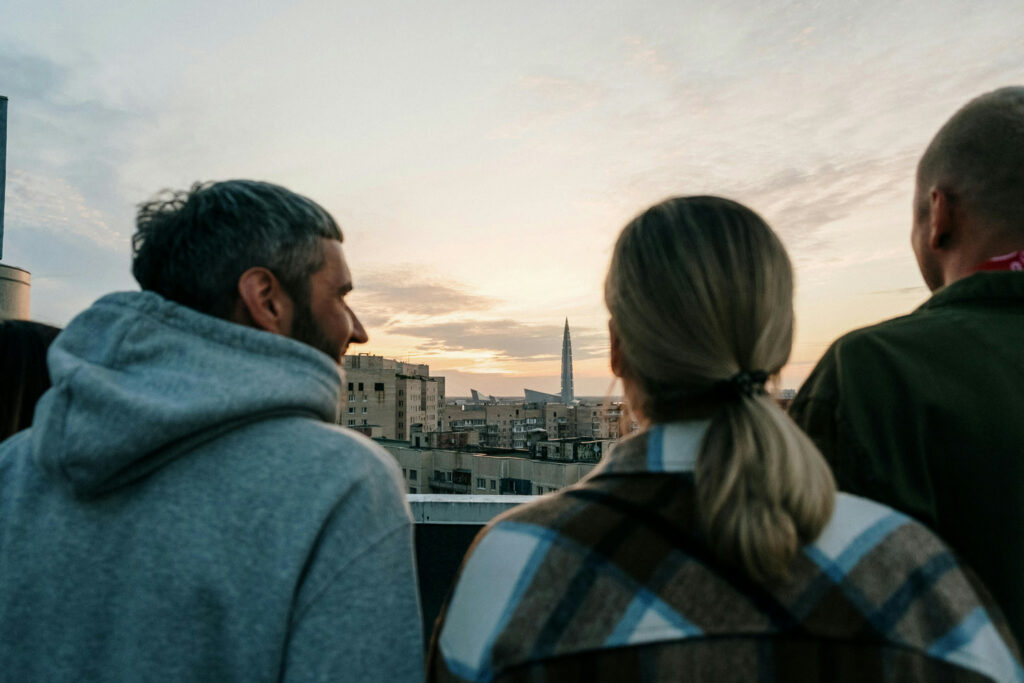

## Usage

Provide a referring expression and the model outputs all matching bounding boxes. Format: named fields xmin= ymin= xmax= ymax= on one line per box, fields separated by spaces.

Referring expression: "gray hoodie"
xmin=0 ymin=291 xmax=423 ymax=682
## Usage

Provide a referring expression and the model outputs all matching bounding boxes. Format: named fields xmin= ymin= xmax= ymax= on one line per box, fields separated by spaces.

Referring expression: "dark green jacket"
xmin=790 ymin=272 xmax=1024 ymax=643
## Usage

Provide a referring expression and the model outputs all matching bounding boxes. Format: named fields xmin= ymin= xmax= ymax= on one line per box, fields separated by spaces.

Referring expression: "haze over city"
xmin=2 ymin=0 xmax=1022 ymax=396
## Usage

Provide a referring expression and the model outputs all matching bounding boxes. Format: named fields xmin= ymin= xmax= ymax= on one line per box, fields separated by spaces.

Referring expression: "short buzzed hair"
xmin=132 ymin=180 xmax=343 ymax=319
xmin=917 ymin=86 xmax=1024 ymax=235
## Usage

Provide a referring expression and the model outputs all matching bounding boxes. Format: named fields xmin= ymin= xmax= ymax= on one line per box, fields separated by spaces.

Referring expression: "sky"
xmin=1 ymin=0 xmax=1022 ymax=396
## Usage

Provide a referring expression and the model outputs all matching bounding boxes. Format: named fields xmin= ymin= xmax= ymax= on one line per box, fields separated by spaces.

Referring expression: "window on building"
xmin=347 ymin=407 xmax=354 ymax=413
xmin=489 ymin=480 xmax=496 ymax=491
xmin=358 ymin=383 xmax=364 ymax=391
xmin=348 ymin=382 xmax=354 ymax=391
xmin=409 ymin=470 xmax=417 ymax=481
xmin=347 ymin=420 xmax=355 ymax=426
xmin=409 ymin=486 xmax=417 ymax=494
xmin=362 ymin=407 xmax=367 ymax=413
xmin=477 ymin=478 xmax=486 ymax=488
xmin=374 ymin=382 xmax=385 ymax=392
xmin=402 ymin=468 xmax=407 ymax=477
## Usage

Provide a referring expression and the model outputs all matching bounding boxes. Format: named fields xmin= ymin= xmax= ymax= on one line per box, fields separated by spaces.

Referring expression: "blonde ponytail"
xmin=697 ymin=395 xmax=834 ymax=583
xmin=605 ymin=196 xmax=836 ymax=584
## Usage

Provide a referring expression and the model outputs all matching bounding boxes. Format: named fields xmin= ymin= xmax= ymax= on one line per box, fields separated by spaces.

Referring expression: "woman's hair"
xmin=0 ymin=320 xmax=61 ymax=442
xmin=604 ymin=196 xmax=835 ymax=583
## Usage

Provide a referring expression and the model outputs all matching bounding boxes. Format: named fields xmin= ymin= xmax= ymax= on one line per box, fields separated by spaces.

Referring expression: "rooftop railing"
xmin=409 ymin=494 xmax=532 ymax=641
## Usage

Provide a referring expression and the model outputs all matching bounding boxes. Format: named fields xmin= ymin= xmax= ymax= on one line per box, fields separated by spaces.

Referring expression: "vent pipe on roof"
xmin=0 ymin=95 xmax=33 ymax=320
xmin=0 ymin=94 xmax=7 ymax=258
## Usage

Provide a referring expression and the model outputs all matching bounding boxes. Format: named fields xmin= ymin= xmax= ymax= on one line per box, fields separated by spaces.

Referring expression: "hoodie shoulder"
xmin=32 ymin=292 xmax=346 ymax=497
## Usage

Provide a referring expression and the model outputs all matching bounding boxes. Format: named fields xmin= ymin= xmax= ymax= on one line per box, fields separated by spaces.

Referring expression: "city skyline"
xmin=2 ymin=2 xmax=1022 ymax=396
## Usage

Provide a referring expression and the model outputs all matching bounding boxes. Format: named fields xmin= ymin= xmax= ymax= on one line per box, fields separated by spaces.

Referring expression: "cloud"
xmin=437 ymin=368 xmax=616 ymax=398
xmin=490 ymin=74 xmax=607 ymax=139
xmin=602 ymin=153 xmax=915 ymax=266
xmin=1 ymin=47 xmax=145 ymax=251
xmin=5 ymin=170 xmax=125 ymax=249
xmin=0 ymin=50 xmax=67 ymax=101
xmin=742 ymin=154 xmax=915 ymax=247
xmin=350 ymin=268 xmax=497 ymax=327
xmin=386 ymin=319 xmax=607 ymax=363
xmin=349 ymin=266 xmax=609 ymax=368
xmin=0 ymin=47 xmax=154 ymax=323
xmin=623 ymin=36 xmax=671 ymax=75
xmin=515 ymin=75 xmax=604 ymax=102
xmin=868 ymin=285 xmax=928 ymax=296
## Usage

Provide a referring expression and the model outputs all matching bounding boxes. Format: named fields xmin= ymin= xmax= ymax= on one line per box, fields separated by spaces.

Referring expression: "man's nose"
xmin=350 ymin=312 xmax=369 ymax=344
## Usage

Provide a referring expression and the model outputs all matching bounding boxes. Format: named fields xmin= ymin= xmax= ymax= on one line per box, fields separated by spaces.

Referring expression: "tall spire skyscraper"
xmin=560 ymin=318 xmax=574 ymax=404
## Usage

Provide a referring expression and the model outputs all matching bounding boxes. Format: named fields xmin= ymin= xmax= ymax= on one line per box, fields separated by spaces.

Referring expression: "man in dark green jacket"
xmin=791 ymin=86 xmax=1024 ymax=644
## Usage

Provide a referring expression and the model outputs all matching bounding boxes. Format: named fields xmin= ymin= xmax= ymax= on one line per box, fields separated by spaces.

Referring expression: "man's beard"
xmin=291 ymin=300 xmax=339 ymax=363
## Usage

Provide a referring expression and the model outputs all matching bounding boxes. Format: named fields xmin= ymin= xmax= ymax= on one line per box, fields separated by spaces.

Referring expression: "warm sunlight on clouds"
xmin=352 ymin=268 xmax=497 ymax=328
xmin=2 ymin=0 xmax=1022 ymax=394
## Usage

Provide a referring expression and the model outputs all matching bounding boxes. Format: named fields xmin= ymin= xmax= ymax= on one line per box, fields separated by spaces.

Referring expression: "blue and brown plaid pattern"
xmin=430 ymin=424 xmax=1022 ymax=682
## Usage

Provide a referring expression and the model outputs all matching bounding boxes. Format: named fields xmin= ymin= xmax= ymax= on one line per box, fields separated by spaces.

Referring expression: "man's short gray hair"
xmin=132 ymin=180 xmax=343 ymax=319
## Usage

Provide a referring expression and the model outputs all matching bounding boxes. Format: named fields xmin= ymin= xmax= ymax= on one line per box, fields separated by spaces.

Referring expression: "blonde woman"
xmin=429 ymin=196 xmax=1022 ymax=682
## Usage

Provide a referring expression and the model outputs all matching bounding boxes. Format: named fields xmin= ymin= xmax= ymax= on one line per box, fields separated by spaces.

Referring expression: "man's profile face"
xmin=290 ymin=238 xmax=368 ymax=363
xmin=911 ymin=179 xmax=944 ymax=292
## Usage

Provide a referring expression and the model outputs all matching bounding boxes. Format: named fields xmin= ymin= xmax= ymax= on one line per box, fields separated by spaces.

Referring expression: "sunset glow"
xmin=2 ymin=1 xmax=1021 ymax=395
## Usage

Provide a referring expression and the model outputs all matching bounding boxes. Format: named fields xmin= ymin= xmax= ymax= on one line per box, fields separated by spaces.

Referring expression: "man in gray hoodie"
xmin=0 ymin=181 xmax=424 ymax=681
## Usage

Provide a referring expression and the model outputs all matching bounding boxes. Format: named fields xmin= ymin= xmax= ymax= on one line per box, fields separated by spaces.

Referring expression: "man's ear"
xmin=929 ymin=188 xmax=956 ymax=250
xmin=234 ymin=267 xmax=294 ymax=335
xmin=609 ymin=320 xmax=625 ymax=378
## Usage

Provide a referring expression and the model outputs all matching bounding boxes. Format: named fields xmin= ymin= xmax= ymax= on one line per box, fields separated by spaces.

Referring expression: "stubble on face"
xmin=290 ymin=297 xmax=339 ymax=362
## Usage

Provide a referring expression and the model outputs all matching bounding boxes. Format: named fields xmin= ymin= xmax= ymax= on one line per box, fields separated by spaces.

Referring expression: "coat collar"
xmin=590 ymin=421 xmax=712 ymax=477
xmin=919 ymin=271 xmax=1024 ymax=311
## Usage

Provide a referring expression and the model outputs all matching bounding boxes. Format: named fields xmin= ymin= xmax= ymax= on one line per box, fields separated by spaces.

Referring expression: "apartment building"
xmin=445 ymin=403 xmax=544 ymax=449
xmin=544 ymin=402 xmax=629 ymax=440
xmin=446 ymin=400 xmax=634 ymax=447
xmin=341 ymin=354 xmax=445 ymax=439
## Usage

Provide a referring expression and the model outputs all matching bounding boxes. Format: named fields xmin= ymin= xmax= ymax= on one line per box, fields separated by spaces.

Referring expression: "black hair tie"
xmin=653 ymin=370 xmax=770 ymax=405
xmin=716 ymin=370 xmax=769 ymax=399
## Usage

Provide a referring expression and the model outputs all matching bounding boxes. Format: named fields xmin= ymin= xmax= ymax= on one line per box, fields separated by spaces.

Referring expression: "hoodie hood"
xmin=33 ymin=291 xmax=344 ymax=497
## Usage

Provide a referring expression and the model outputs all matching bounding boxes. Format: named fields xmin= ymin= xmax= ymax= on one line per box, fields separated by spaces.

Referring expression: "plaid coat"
xmin=429 ymin=422 xmax=1022 ymax=682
